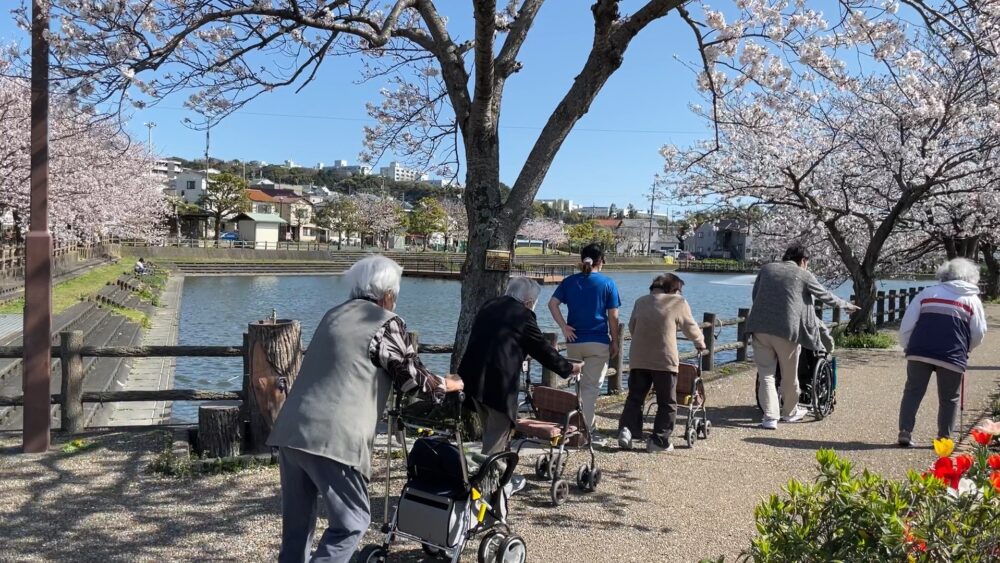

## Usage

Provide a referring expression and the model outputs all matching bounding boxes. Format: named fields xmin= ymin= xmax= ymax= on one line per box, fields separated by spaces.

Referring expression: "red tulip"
xmin=971 ymin=428 xmax=992 ymax=447
xmin=955 ymin=453 xmax=974 ymax=474
xmin=991 ymin=471 xmax=1000 ymax=493
xmin=989 ymin=454 xmax=1000 ymax=471
xmin=933 ymin=457 xmax=960 ymax=488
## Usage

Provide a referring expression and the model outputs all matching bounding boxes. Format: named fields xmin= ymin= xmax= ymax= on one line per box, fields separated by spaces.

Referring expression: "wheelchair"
xmin=755 ymin=348 xmax=837 ymax=420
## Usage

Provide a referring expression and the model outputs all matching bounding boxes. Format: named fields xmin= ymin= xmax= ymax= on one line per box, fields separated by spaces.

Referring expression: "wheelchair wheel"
xmin=811 ymin=357 xmax=835 ymax=420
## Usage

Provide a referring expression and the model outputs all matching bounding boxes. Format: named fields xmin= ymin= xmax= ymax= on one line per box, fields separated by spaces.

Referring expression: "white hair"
xmin=936 ymin=257 xmax=980 ymax=285
xmin=506 ymin=276 xmax=541 ymax=305
xmin=345 ymin=255 xmax=403 ymax=300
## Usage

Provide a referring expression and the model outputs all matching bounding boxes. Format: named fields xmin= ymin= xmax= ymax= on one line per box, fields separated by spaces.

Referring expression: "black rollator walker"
xmin=359 ymin=387 xmax=527 ymax=563
xmin=754 ymin=348 xmax=837 ymax=420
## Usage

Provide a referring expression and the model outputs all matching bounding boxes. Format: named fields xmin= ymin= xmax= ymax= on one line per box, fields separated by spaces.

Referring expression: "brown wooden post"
xmin=240 ymin=331 xmax=250 ymax=428
xmin=246 ymin=316 xmax=303 ymax=452
xmin=701 ymin=313 xmax=716 ymax=372
xmin=407 ymin=331 xmax=419 ymax=353
xmin=909 ymin=287 xmax=918 ymax=305
xmin=888 ymin=290 xmax=898 ymax=323
xmin=198 ymin=404 xmax=242 ymax=458
xmin=59 ymin=331 xmax=84 ymax=433
xmin=607 ymin=322 xmax=625 ymax=394
xmin=876 ymin=291 xmax=886 ymax=327
xmin=736 ymin=308 xmax=750 ymax=361
xmin=541 ymin=332 xmax=559 ymax=387
xmin=832 ymin=306 xmax=842 ymax=328
xmin=23 ymin=0 xmax=54 ymax=453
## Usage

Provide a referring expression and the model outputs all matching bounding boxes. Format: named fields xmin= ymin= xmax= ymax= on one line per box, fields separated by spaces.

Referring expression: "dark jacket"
xmin=458 ymin=296 xmax=574 ymax=422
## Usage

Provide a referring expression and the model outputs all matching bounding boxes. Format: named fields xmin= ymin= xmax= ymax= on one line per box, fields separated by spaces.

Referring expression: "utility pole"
xmin=646 ymin=179 xmax=658 ymax=256
xmin=143 ymin=121 xmax=156 ymax=152
xmin=23 ymin=0 xmax=53 ymax=453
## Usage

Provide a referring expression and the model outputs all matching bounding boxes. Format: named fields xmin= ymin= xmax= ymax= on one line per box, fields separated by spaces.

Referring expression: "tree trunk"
xmin=245 ymin=318 xmax=303 ymax=452
xmin=846 ymin=274 xmax=878 ymax=334
xmin=198 ymin=404 xmax=242 ymax=458
xmin=982 ymin=242 xmax=999 ymax=301
xmin=214 ymin=213 xmax=222 ymax=240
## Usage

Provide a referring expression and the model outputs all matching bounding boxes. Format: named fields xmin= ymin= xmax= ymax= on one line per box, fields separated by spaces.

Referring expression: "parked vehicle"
xmin=678 ymin=252 xmax=696 ymax=261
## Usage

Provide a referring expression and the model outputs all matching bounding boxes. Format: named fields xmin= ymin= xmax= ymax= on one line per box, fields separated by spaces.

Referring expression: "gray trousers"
xmin=898 ymin=360 xmax=963 ymax=439
xmin=277 ymin=447 xmax=370 ymax=563
xmin=474 ymin=399 xmax=513 ymax=455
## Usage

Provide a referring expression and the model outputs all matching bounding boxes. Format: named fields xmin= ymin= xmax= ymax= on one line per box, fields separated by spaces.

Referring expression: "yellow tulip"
xmin=933 ymin=437 xmax=954 ymax=458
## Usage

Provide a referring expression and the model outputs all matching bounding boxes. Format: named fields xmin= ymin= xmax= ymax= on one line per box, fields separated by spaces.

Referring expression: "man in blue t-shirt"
xmin=548 ymin=243 xmax=621 ymax=436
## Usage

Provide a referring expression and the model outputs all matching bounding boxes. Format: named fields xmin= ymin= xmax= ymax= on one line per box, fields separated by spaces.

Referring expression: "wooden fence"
xmin=0 ymin=287 xmax=921 ymax=435
xmin=0 ymin=241 xmax=109 ymax=279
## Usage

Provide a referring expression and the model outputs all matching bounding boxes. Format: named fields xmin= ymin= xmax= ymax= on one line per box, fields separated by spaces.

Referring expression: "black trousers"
xmin=618 ymin=368 xmax=677 ymax=447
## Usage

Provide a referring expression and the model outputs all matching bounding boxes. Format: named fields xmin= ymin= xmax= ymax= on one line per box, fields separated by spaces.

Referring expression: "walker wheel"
xmin=478 ymin=530 xmax=506 ymax=563
xmin=495 ymin=534 xmax=528 ymax=563
xmin=703 ymin=420 xmax=712 ymax=438
xmin=588 ymin=467 xmax=603 ymax=490
xmin=422 ymin=544 xmax=446 ymax=558
xmin=550 ymin=479 xmax=570 ymax=506
xmin=357 ymin=545 xmax=387 ymax=563
xmin=576 ymin=465 xmax=590 ymax=490
xmin=685 ymin=424 xmax=696 ymax=448
xmin=534 ymin=455 xmax=550 ymax=479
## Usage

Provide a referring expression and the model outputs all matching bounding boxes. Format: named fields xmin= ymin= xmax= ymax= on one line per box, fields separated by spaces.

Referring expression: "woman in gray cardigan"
xmin=746 ymin=244 xmax=857 ymax=429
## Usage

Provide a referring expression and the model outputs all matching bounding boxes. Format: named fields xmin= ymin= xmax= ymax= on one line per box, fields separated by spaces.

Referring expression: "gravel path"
xmin=2 ymin=306 xmax=998 ymax=562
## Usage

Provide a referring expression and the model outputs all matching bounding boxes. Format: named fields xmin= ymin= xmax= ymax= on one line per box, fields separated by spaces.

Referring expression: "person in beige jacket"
xmin=617 ymin=274 xmax=706 ymax=453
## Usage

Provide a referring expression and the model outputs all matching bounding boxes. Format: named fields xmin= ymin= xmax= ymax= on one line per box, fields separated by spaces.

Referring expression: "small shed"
xmin=233 ymin=212 xmax=287 ymax=247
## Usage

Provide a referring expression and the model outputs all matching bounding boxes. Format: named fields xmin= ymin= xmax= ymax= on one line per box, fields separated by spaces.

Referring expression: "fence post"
xmin=832 ymin=306 xmax=842 ymax=328
xmin=876 ymin=291 xmax=886 ymax=327
xmin=899 ymin=289 xmax=909 ymax=318
xmin=909 ymin=287 xmax=918 ymax=305
xmin=407 ymin=331 xmax=419 ymax=354
xmin=607 ymin=322 xmax=625 ymax=394
xmin=59 ymin=331 xmax=84 ymax=433
xmin=736 ymin=308 xmax=750 ymax=362
xmin=888 ymin=289 xmax=899 ymax=323
xmin=541 ymin=332 xmax=560 ymax=387
xmin=701 ymin=312 xmax=716 ymax=372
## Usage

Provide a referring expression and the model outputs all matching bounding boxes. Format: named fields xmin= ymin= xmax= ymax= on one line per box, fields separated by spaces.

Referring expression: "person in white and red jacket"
xmin=897 ymin=258 xmax=987 ymax=447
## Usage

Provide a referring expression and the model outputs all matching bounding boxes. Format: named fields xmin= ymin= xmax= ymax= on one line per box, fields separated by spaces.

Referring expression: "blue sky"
xmin=0 ymin=3 xmax=712 ymax=209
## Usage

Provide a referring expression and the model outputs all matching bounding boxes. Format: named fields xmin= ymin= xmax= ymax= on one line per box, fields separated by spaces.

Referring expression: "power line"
xmin=151 ymin=106 xmax=706 ymax=135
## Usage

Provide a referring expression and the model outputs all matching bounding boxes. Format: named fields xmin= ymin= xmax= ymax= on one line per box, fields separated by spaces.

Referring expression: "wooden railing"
xmin=0 ymin=286 xmax=922 ymax=432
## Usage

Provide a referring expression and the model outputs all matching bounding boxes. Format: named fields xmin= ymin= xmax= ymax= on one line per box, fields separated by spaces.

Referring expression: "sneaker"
xmin=898 ymin=430 xmax=914 ymax=448
xmin=510 ymin=474 xmax=526 ymax=495
xmin=759 ymin=418 xmax=778 ymax=430
xmin=618 ymin=428 xmax=633 ymax=450
xmin=646 ymin=439 xmax=674 ymax=454
xmin=780 ymin=406 xmax=808 ymax=423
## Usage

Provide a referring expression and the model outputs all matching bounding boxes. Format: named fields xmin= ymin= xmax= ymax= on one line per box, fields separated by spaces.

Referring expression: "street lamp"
xmin=143 ymin=121 xmax=157 ymax=152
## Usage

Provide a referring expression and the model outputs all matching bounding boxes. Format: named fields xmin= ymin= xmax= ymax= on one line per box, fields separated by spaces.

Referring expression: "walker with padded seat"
xmin=358 ymin=389 xmax=527 ymax=563
xmin=643 ymin=360 xmax=711 ymax=447
xmin=512 ymin=377 xmax=602 ymax=506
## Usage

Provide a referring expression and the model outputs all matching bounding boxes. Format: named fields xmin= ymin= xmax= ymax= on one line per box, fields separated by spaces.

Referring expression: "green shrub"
xmin=722 ymin=448 xmax=1000 ymax=562
xmin=833 ymin=328 xmax=895 ymax=349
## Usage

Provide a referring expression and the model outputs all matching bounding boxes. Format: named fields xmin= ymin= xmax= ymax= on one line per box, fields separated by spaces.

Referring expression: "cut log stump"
xmin=198 ymin=404 xmax=242 ymax=458
xmin=246 ymin=318 xmax=303 ymax=452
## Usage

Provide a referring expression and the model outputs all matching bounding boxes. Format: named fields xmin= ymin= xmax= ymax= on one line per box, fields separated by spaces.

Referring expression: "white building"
xmin=579 ymin=205 xmax=612 ymax=218
xmin=323 ymin=161 xmax=372 ymax=179
xmin=379 ymin=161 xmax=429 ymax=183
xmin=234 ymin=212 xmax=287 ymax=248
xmin=173 ymin=168 xmax=221 ymax=204
xmin=428 ymin=178 xmax=464 ymax=189
xmin=284 ymin=159 xmax=300 ymax=168
xmin=537 ymin=199 xmax=576 ymax=213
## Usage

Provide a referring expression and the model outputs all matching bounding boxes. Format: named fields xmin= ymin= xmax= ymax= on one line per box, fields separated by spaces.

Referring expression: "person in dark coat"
xmin=459 ymin=277 xmax=581 ymax=456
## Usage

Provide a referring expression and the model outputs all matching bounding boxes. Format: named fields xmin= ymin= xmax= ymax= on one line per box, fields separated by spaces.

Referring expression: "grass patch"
xmin=60 ymin=438 xmax=97 ymax=454
xmin=833 ymin=328 xmax=896 ymax=349
xmin=514 ymin=247 xmax=570 ymax=256
xmin=106 ymin=304 xmax=151 ymax=329
xmin=0 ymin=263 xmax=131 ymax=315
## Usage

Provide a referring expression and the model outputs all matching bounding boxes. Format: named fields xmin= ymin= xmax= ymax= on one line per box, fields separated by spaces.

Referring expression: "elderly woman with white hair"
xmin=459 ymin=276 xmax=582 ymax=457
xmin=267 ymin=256 xmax=463 ymax=563
xmin=897 ymin=257 xmax=987 ymax=447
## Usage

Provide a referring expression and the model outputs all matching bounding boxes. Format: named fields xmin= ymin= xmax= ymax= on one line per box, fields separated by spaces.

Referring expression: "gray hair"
xmin=936 ymin=257 xmax=980 ymax=285
xmin=506 ymin=276 xmax=541 ymax=305
xmin=345 ymin=255 xmax=403 ymax=300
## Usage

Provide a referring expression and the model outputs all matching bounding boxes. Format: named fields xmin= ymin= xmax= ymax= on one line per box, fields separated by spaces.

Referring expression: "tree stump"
xmin=198 ymin=405 xmax=242 ymax=458
xmin=245 ymin=318 xmax=303 ymax=452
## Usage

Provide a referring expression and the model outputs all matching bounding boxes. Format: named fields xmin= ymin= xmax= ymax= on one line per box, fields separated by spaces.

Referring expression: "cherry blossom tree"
xmin=519 ymin=217 xmax=565 ymax=254
xmin=439 ymin=198 xmax=466 ymax=252
xmin=0 ymin=73 xmax=167 ymax=243
xmin=32 ymin=0 xmax=991 ymax=363
xmin=353 ymin=194 xmax=404 ymax=250
xmin=664 ymin=38 xmax=1000 ymax=332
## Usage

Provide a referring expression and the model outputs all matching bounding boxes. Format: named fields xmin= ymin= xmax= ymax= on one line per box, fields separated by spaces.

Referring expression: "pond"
xmin=173 ymin=271 xmax=918 ymax=421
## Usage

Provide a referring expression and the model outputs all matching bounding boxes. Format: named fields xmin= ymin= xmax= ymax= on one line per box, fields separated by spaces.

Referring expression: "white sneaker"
xmin=510 ymin=475 xmax=526 ymax=495
xmin=646 ymin=439 xmax=674 ymax=454
xmin=618 ymin=428 xmax=633 ymax=450
xmin=759 ymin=418 xmax=778 ymax=430
xmin=780 ymin=406 xmax=808 ymax=423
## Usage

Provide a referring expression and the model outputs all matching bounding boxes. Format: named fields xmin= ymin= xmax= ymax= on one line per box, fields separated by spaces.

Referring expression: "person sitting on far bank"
xmin=134 ymin=257 xmax=147 ymax=275
xmin=746 ymin=243 xmax=858 ymax=430
xmin=897 ymin=258 xmax=987 ymax=447
xmin=459 ymin=277 xmax=583 ymax=456
xmin=548 ymin=243 xmax=622 ymax=442
xmin=618 ymin=273 xmax=706 ymax=453
xmin=267 ymin=256 xmax=464 ymax=563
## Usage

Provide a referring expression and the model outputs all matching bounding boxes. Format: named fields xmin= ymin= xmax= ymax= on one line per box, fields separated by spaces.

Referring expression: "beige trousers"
xmin=566 ymin=342 xmax=610 ymax=432
xmin=752 ymin=333 xmax=802 ymax=420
